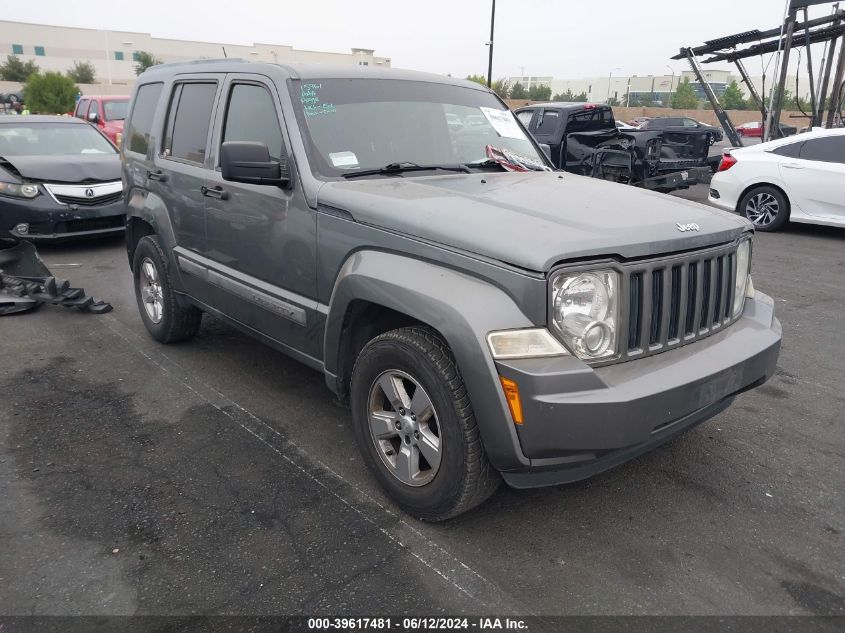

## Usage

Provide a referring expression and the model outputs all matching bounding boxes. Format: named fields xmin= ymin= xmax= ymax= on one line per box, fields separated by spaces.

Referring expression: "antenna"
xmin=222 ymin=46 xmax=228 ymax=58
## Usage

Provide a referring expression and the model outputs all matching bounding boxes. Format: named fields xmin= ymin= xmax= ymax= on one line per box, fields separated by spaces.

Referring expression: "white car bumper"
xmin=708 ymin=171 xmax=745 ymax=213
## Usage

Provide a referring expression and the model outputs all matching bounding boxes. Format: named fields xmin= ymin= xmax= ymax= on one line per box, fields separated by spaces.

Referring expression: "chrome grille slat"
xmin=620 ymin=242 xmax=742 ymax=363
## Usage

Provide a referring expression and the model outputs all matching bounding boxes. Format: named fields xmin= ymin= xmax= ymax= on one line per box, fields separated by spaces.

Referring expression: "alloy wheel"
xmin=745 ymin=192 xmax=780 ymax=227
xmin=139 ymin=257 xmax=164 ymax=323
xmin=367 ymin=369 xmax=442 ymax=487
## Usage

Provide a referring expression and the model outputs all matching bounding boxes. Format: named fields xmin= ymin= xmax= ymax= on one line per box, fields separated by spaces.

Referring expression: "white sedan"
xmin=708 ymin=128 xmax=845 ymax=231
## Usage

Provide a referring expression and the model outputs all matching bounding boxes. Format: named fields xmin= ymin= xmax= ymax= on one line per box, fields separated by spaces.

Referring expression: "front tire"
xmin=350 ymin=327 xmax=500 ymax=521
xmin=738 ymin=185 xmax=790 ymax=232
xmin=132 ymin=235 xmax=202 ymax=343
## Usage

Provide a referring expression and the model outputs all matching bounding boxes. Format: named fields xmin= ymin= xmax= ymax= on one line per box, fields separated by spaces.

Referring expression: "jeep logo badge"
xmin=84 ymin=188 xmax=95 ymax=198
xmin=676 ymin=222 xmax=700 ymax=232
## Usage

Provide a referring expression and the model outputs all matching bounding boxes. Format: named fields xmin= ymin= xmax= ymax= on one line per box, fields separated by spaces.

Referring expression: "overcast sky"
xmin=3 ymin=0 xmax=831 ymax=78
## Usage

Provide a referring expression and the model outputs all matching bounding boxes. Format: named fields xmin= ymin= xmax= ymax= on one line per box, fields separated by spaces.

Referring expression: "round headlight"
xmin=552 ymin=270 xmax=619 ymax=360
xmin=554 ymin=273 xmax=611 ymax=323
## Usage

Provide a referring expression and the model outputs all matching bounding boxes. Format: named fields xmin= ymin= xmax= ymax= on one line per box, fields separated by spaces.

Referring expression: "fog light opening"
xmin=14 ymin=223 xmax=29 ymax=235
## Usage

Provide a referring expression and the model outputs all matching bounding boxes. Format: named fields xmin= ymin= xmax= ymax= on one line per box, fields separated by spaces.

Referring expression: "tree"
xmin=510 ymin=82 xmax=527 ymax=99
xmin=527 ymin=84 xmax=551 ymax=101
xmin=553 ymin=89 xmax=588 ymax=102
xmin=66 ymin=60 xmax=96 ymax=84
xmin=23 ymin=72 xmax=78 ymax=113
xmin=0 ymin=55 xmax=39 ymax=82
xmin=607 ymin=96 xmax=620 ymax=107
xmin=465 ymin=74 xmax=488 ymax=86
xmin=722 ymin=80 xmax=747 ymax=110
xmin=490 ymin=78 xmax=511 ymax=99
xmin=670 ymin=77 xmax=698 ymax=109
xmin=134 ymin=51 xmax=163 ymax=76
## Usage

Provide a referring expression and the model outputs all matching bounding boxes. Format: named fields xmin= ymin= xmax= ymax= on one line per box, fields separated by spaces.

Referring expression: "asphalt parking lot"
xmin=1 ymin=185 xmax=843 ymax=617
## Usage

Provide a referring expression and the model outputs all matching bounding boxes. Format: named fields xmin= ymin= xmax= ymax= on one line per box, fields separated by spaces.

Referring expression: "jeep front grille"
xmin=621 ymin=242 xmax=740 ymax=361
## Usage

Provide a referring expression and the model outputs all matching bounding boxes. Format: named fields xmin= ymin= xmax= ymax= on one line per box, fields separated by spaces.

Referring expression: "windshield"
xmin=0 ymin=123 xmax=117 ymax=156
xmin=290 ymin=78 xmax=545 ymax=178
xmin=103 ymin=100 xmax=129 ymax=121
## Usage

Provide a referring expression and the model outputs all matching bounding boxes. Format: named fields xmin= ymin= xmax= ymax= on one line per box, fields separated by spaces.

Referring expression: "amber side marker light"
xmin=499 ymin=376 xmax=524 ymax=425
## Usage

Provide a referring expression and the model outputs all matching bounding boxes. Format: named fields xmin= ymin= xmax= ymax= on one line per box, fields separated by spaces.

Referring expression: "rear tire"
xmin=350 ymin=326 xmax=500 ymax=521
xmin=132 ymin=235 xmax=202 ymax=343
xmin=738 ymin=185 xmax=790 ymax=232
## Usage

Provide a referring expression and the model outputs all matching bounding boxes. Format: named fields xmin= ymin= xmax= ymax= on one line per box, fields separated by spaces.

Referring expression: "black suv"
xmin=639 ymin=116 xmax=724 ymax=142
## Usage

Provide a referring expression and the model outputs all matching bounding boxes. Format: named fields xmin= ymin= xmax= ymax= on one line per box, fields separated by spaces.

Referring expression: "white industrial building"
xmin=0 ymin=20 xmax=390 ymax=92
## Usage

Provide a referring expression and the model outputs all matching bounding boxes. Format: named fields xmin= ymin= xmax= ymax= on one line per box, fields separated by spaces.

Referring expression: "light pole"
xmin=666 ymin=65 xmax=676 ymax=107
xmin=485 ymin=0 xmax=496 ymax=88
xmin=606 ymin=67 xmax=621 ymax=104
xmin=625 ymin=77 xmax=632 ymax=107
xmin=100 ymin=29 xmax=113 ymax=86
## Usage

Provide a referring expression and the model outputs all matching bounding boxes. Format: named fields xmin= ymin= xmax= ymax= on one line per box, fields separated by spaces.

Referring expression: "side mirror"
xmin=220 ymin=141 xmax=290 ymax=187
xmin=539 ymin=143 xmax=552 ymax=160
xmin=88 ymin=111 xmax=98 ymax=123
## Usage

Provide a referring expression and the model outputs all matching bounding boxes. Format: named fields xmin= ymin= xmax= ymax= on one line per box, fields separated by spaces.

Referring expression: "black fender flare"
xmin=324 ymin=250 xmax=535 ymax=470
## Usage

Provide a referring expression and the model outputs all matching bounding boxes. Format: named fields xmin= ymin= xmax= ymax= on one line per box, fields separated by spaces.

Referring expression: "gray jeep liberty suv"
xmin=122 ymin=60 xmax=781 ymax=521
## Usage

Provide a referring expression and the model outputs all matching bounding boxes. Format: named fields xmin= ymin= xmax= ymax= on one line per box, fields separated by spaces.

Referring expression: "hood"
xmin=0 ymin=153 xmax=120 ymax=184
xmin=316 ymin=171 xmax=750 ymax=272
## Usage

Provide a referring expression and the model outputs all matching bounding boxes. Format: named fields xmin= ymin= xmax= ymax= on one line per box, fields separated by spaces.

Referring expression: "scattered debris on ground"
xmin=0 ymin=238 xmax=112 ymax=316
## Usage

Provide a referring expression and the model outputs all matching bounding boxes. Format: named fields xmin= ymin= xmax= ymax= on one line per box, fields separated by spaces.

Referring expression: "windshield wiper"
xmin=342 ymin=161 xmax=471 ymax=179
xmin=465 ymin=159 xmax=507 ymax=170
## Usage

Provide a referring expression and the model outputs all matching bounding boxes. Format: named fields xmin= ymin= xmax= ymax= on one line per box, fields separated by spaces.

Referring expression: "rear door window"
xmin=535 ymin=110 xmax=560 ymax=135
xmin=125 ymin=82 xmax=163 ymax=156
xmin=799 ymin=137 xmax=845 ymax=164
xmin=163 ymin=82 xmax=218 ymax=164
xmin=221 ymin=83 xmax=284 ymax=161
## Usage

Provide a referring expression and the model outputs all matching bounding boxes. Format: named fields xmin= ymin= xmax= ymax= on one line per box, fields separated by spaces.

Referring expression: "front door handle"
xmin=147 ymin=169 xmax=167 ymax=181
xmin=201 ymin=185 xmax=229 ymax=200
xmin=782 ymin=162 xmax=804 ymax=169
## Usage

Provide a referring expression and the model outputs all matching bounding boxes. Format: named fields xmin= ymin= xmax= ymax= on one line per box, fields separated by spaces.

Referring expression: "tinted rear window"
xmin=566 ymin=108 xmax=614 ymax=133
xmin=125 ymin=83 xmax=163 ymax=156
xmin=164 ymin=82 xmax=217 ymax=164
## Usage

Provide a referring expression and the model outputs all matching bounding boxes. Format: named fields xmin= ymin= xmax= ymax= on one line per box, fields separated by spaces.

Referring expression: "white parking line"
xmin=103 ymin=315 xmax=534 ymax=615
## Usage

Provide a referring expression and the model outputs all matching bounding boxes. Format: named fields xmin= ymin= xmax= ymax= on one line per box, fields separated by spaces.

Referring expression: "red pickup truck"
xmin=73 ymin=95 xmax=130 ymax=146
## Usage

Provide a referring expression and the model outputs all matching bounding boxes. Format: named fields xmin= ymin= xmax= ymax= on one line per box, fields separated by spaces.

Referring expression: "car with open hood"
xmin=123 ymin=60 xmax=781 ymax=520
xmin=0 ymin=115 xmax=124 ymax=241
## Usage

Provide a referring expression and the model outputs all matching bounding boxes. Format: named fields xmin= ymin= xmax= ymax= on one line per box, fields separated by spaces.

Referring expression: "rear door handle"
xmin=201 ymin=185 xmax=229 ymax=200
xmin=147 ymin=169 xmax=167 ymax=181
xmin=782 ymin=162 xmax=804 ymax=169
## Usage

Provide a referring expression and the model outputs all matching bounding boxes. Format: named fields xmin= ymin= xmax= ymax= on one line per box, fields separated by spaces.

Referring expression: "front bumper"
xmin=495 ymin=291 xmax=781 ymax=488
xmin=1 ymin=195 xmax=125 ymax=242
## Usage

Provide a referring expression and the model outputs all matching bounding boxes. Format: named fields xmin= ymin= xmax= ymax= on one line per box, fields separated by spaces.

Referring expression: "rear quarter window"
xmin=771 ymin=141 xmax=804 ymax=158
xmin=125 ymin=83 xmax=163 ymax=157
